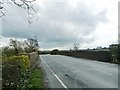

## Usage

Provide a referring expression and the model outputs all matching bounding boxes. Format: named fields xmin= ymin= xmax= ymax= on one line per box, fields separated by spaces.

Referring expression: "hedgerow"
xmin=2 ymin=55 xmax=30 ymax=88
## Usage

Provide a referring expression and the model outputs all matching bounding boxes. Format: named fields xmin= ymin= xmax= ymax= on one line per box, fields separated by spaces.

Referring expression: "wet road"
xmin=40 ymin=55 xmax=118 ymax=88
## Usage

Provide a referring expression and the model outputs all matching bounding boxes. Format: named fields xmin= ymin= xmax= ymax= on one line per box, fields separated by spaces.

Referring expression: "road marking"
xmin=40 ymin=56 xmax=68 ymax=89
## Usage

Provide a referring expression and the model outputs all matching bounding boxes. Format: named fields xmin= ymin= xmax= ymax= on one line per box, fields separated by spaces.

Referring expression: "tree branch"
xmin=11 ymin=0 xmax=25 ymax=7
xmin=0 ymin=0 xmax=37 ymax=25
xmin=0 ymin=11 xmax=5 ymax=17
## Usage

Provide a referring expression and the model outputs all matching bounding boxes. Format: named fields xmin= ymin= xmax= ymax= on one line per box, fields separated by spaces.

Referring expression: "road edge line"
xmin=40 ymin=56 xmax=68 ymax=89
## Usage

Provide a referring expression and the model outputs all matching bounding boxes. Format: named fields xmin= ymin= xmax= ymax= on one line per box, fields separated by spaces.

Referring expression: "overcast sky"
xmin=0 ymin=0 xmax=119 ymax=50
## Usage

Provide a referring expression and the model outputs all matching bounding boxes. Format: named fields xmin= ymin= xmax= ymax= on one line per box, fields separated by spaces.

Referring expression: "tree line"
xmin=2 ymin=38 xmax=39 ymax=56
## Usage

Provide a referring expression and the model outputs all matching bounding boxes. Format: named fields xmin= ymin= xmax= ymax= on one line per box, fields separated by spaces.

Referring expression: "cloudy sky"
xmin=0 ymin=0 xmax=119 ymax=50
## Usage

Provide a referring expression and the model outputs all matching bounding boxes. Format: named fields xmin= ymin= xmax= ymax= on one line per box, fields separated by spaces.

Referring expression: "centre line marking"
xmin=40 ymin=56 xmax=68 ymax=89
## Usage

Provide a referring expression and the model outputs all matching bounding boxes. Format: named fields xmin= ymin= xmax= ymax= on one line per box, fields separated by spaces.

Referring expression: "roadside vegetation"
xmin=50 ymin=44 xmax=120 ymax=64
xmin=28 ymin=68 xmax=44 ymax=88
xmin=2 ymin=38 xmax=44 ymax=89
xmin=2 ymin=55 xmax=30 ymax=88
xmin=117 ymin=45 xmax=120 ymax=64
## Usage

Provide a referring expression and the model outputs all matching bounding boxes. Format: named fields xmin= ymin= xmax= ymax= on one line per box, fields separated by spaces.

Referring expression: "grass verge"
xmin=28 ymin=67 xmax=44 ymax=88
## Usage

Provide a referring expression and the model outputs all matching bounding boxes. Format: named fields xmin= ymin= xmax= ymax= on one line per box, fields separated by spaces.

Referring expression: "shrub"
xmin=2 ymin=55 xmax=30 ymax=88
xmin=50 ymin=49 xmax=59 ymax=55
xmin=117 ymin=45 xmax=120 ymax=64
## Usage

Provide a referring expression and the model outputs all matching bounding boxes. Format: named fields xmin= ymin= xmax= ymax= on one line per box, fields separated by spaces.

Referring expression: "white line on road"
xmin=40 ymin=56 xmax=68 ymax=89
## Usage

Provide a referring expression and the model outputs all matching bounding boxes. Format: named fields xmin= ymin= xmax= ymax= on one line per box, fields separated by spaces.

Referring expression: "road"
xmin=40 ymin=55 xmax=118 ymax=88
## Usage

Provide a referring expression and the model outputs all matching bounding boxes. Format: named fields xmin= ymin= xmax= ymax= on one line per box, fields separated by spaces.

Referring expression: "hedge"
xmin=2 ymin=55 xmax=30 ymax=88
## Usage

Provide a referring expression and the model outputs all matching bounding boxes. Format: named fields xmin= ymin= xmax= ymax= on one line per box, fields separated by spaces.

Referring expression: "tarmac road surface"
xmin=40 ymin=55 xmax=118 ymax=88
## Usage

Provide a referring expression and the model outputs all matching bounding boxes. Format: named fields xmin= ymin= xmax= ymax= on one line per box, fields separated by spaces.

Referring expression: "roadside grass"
xmin=28 ymin=67 xmax=44 ymax=88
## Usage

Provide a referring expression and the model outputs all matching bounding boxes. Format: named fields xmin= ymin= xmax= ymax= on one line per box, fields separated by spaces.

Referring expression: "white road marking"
xmin=40 ymin=56 xmax=68 ymax=89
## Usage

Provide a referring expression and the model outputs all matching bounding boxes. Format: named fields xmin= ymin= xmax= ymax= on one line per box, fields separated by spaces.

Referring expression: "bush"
xmin=2 ymin=55 xmax=30 ymax=88
xmin=117 ymin=45 xmax=120 ymax=64
xmin=50 ymin=49 xmax=59 ymax=55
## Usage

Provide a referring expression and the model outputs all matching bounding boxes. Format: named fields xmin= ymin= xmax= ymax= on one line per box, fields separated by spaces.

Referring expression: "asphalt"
xmin=40 ymin=55 xmax=118 ymax=88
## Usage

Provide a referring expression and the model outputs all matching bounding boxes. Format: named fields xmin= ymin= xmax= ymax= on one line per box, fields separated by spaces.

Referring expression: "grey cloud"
xmin=2 ymin=0 xmax=108 ymax=49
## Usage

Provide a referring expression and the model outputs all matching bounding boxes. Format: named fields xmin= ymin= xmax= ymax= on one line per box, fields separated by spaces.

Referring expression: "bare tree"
xmin=24 ymin=38 xmax=39 ymax=52
xmin=73 ymin=44 xmax=79 ymax=51
xmin=9 ymin=39 xmax=22 ymax=54
xmin=0 ymin=0 xmax=5 ymax=17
